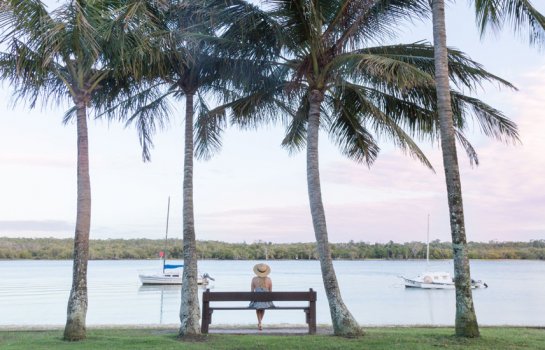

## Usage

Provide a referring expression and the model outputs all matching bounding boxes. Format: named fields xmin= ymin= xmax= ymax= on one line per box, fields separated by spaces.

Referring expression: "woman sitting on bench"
xmin=249 ymin=263 xmax=275 ymax=330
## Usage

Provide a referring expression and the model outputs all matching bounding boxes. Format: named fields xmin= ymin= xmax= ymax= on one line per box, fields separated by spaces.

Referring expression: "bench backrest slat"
xmin=203 ymin=290 xmax=316 ymax=302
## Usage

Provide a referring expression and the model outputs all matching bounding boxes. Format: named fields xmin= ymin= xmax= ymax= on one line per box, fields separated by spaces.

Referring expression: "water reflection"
xmin=426 ymin=291 xmax=435 ymax=324
xmin=137 ymin=284 xmax=213 ymax=324
xmin=137 ymin=284 xmax=214 ymax=294
xmin=139 ymin=285 xmax=180 ymax=293
xmin=138 ymin=285 xmax=175 ymax=324
xmin=401 ymin=287 xmax=454 ymax=325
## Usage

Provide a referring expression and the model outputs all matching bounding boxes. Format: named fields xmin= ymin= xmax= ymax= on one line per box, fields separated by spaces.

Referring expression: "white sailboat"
xmin=138 ymin=197 xmax=214 ymax=285
xmin=400 ymin=215 xmax=487 ymax=289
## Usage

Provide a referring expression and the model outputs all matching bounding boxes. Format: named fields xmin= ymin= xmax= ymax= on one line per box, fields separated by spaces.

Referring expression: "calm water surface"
xmin=1 ymin=260 xmax=544 ymax=326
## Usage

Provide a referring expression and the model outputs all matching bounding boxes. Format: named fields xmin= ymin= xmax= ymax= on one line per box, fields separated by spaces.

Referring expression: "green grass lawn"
xmin=1 ymin=327 xmax=543 ymax=350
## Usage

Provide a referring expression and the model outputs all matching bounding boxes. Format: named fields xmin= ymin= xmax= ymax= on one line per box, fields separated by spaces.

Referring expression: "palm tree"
xmin=205 ymin=0 xmax=519 ymax=336
xmin=106 ymin=1 xmax=277 ymax=336
xmin=429 ymin=0 xmax=545 ymax=337
xmin=0 ymin=0 xmax=161 ymax=340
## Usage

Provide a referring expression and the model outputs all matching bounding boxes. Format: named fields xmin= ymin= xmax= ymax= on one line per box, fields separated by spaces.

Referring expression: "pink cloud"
xmin=1 ymin=154 xmax=73 ymax=168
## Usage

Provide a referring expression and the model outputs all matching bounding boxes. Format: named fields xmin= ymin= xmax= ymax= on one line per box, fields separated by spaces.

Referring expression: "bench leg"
xmin=309 ymin=301 xmax=316 ymax=334
xmin=304 ymin=309 xmax=316 ymax=334
xmin=201 ymin=302 xmax=211 ymax=334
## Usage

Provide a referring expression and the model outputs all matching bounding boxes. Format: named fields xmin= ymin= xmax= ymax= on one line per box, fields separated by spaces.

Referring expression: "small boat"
xmin=139 ymin=266 xmax=214 ymax=285
xmin=138 ymin=197 xmax=214 ymax=286
xmin=401 ymin=271 xmax=487 ymax=289
xmin=400 ymin=215 xmax=487 ymax=290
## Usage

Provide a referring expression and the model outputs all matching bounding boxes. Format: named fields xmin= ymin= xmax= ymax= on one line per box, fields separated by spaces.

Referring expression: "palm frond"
xmin=269 ymin=0 xmax=316 ymax=49
xmin=352 ymin=43 xmax=516 ymax=91
xmin=228 ymin=90 xmax=287 ymax=129
xmin=0 ymin=0 xmax=53 ymax=43
xmin=450 ymin=92 xmax=520 ymax=143
xmin=63 ymin=106 xmax=78 ymax=125
xmin=326 ymin=0 xmax=430 ymax=50
xmin=356 ymin=85 xmax=440 ymax=142
xmin=108 ymin=86 xmax=175 ymax=161
xmin=206 ymin=0 xmax=283 ymax=60
xmin=227 ymin=66 xmax=297 ymax=129
xmin=194 ymin=93 xmax=227 ymax=160
xmin=455 ymin=130 xmax=480 ymax=167
xmin=281 ymin=95 xmax=309 ymax=154
xmin=325 ymin=85 xmax=382 ymax=166
xmin=474 ymin=0 xmax=545 ymax=46
xmin=339 ymin=84 xmax=434 ymax=169
xmin=330 ymin=51 xmax=435 ymax=90
xmin=0 ymin=49 xmax=69 ymax=109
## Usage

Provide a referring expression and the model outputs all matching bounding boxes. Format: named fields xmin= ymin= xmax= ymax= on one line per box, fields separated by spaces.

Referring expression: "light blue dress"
xmin=249 ymin=287 xmax=275 ymax=310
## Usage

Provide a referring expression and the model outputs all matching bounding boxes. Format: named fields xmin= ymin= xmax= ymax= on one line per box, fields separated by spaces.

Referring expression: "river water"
xmin=1 ymin=259 xmax=544 ymax=326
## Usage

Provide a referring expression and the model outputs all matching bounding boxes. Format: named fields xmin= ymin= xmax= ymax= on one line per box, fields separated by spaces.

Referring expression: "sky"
xmin=0 ymin=1 xmax=544 ymax=243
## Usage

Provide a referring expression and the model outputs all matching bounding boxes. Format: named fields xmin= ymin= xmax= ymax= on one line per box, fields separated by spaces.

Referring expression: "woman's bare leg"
xmin=257 ymin=310 xmax=264 ymax=330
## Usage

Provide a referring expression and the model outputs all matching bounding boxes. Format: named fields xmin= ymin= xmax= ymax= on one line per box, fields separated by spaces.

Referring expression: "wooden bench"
xmin=201 ymin=288 xmax=317 ymax=334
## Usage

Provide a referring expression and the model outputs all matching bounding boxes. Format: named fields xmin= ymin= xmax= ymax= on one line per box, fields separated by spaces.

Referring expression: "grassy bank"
xmin=0 ymin=327 xmax=544 ymax=350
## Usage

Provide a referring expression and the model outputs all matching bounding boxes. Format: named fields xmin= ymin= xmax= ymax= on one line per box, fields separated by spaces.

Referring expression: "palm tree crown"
xmin=217 ymin=0 xmax=518 ymax=165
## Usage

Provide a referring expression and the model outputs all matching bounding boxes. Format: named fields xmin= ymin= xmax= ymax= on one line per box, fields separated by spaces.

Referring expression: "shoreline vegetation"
xmin=1 ymin=327 xmax=544 ymax=349
xmin=1 ymin=237 xmax=544 ymax=260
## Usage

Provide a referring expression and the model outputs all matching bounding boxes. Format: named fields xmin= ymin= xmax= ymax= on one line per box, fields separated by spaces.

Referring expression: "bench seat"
xmin=209 ymin=306 xmax=310 ymax=310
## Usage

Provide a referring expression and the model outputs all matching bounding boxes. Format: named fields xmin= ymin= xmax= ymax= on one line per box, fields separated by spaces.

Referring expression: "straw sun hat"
xmin=253 ymin=263 xmax=271 ymax=277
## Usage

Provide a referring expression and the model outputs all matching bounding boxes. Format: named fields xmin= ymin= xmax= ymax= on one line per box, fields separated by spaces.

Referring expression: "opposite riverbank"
xmin=1 ymin=237 xmax=545 ymax=260
xmin=1 ymin=327 xmax=544 ymax=349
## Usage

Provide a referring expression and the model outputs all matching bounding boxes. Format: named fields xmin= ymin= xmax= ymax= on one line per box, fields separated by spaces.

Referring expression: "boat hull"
xmin=401 ymin=277 xmax=487 ymax=289
xmin=402 ymin=277 xmax=454 ymax=289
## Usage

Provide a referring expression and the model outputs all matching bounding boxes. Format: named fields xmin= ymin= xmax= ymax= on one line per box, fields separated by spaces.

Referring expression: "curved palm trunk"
xmin=64 ymin=99 xmax=91 ymax=341
xmin=179 ymin=92 xmax=201 ymax=336
xmin=431 ymin=0 xmax=479 ymax=338
xmin=307 ymin=90 xmax=361 ymax=336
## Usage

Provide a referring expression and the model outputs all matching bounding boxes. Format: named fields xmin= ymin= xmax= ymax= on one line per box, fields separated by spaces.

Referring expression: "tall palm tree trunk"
xmin=64 ymin=99 xmax=91 ymax=341
xmin=179 ymin=92 xmax=201 ymax=336
xmin=431 ymin=0 xmax=479 ymax=338
xmin=307 ymin=90 xmax=361 ymax=336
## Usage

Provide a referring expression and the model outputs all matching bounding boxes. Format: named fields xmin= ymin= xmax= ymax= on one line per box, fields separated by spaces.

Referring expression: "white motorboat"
xmin=400 ymin=215 xmax=487 ymax=290
xmin=401 ymin=271 xmax=487 ymax=289
xmin=138 ymin=197 xmax=214 ymax=286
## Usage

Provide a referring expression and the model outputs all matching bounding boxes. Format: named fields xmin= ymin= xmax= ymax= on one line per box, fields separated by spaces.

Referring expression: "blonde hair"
xmin=254 ymin=276 xmax=268 ymax=289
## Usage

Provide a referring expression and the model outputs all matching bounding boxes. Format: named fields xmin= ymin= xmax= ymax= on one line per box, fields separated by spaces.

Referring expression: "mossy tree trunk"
xmin=306 ymin=89 xmax=362 ymax=336
xmin=179 ymin=92 xmax=201 ymax=336
xmin=64 ymin=96 xmax=91 ymax=341
xmin=431 ymin=0 xmax=480 ymax=338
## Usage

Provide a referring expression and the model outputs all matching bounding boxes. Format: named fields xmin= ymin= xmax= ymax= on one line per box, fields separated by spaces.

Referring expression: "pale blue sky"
xmin=1 ymin=1 xmax=544 ymax=243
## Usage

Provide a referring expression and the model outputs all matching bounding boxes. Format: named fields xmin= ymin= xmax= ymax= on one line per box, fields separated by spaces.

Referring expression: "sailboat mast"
xmin=426 ymin=214 xmax=430 ymax=268
xmin=163 ymin=196 xmax=171 ymax=273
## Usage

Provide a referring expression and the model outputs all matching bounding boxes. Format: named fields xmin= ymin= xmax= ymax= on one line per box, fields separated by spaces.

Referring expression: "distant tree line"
xmin=1 ymin=237 xmax=544 ymax=260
